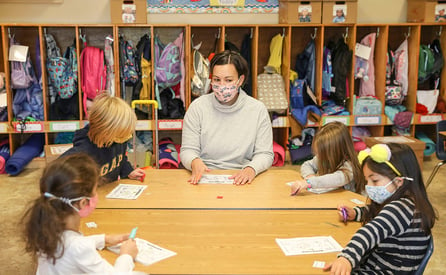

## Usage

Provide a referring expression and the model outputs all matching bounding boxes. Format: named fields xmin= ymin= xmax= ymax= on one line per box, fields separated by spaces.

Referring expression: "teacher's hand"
xmin=230 ymin=167 xmax=256 ymax=185
xmin=188 ymin=158 xmax=210 ymax=185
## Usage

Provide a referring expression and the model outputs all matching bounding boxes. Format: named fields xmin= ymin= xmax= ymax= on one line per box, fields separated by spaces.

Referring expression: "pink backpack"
xmin=80 ymin=40 xmax=106 ymax=116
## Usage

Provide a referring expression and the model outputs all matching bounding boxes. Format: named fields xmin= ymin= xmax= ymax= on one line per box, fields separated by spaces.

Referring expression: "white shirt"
xmin=37 ymin=231 xmax=134 ymax=275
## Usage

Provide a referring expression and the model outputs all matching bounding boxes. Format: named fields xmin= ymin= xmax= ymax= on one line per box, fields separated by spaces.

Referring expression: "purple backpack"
xmin=10 ymin=37 xmax=33 ymax=90
xmin=154 ymin=36 xmax=182 ymax=108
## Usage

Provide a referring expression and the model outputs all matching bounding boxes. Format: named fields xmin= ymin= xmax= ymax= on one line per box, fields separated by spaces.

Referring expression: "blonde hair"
xmin=312 ymin=121 xmax=364 ymax=193
xmin=88 ymin=92 xmax=136 ymax=148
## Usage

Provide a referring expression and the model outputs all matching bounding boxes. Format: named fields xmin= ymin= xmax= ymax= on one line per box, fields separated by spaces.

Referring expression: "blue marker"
xmin=129 ymin=227 xmax=138 ymax=239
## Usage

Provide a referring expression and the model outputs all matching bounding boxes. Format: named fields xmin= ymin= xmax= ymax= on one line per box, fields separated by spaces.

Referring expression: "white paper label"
xmin=135 ymin=120 xmax=150 ymax=131
xmin=420 ymin=115 xmax=442 ymax=123
xmin=356 ymin=116 xmax=380 ymax=125
xmin=324 ymin=117 xmax=348 ymax=125
xmin=51 ymin=122 xmax=78 ymax=131
xmin=9 ymin=45 xmax=28 ymax=62
xmin=355 ymin=43 xmax=372 ymax=60
xmin=159 ymin=120 xmax=183 ymax=130
xmin=0 ymin=123 xmax=7 ymax=133
xmin=15 ymin=123 xmax=42 ymax=132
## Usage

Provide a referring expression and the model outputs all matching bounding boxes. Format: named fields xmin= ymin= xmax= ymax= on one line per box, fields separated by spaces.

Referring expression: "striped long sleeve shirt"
xmin=339 ymin=198 xmax=431 ymax=274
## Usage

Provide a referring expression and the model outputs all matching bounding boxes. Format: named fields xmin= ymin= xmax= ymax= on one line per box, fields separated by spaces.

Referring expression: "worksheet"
xmin=198 ymin=174 xmax=234 ymax=184
xmin=105 ymin=184 xmax=147 ymax=199
xmin=107 ymin=238 xmax=177 ymax=266
xmin=276 ymin=236 xmax=343 ymax=256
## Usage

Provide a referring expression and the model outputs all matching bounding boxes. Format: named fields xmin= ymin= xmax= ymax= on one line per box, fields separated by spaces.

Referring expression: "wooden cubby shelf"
xmin=0 ymin=23 xmax=445 ymax=158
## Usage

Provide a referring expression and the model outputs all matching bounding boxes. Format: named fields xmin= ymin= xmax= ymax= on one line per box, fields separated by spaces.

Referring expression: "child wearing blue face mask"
xmin=22 ymin=153 xmax=138 ymax=275
xmin=324 ymin=143 xmax=437 ymax=275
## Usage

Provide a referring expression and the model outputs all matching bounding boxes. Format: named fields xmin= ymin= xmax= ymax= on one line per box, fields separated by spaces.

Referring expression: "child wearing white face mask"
xmin=22 ymin=153 xmax=138 ymax=275
xmin=181 ymin=50 xmax=274 ymax=185
xmin=324 ymin=143 xmax=437 ymax=275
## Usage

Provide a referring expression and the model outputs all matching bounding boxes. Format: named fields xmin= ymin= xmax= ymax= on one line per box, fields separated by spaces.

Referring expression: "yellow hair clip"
xmin=358 ymin=144 xmax=401 ymax=176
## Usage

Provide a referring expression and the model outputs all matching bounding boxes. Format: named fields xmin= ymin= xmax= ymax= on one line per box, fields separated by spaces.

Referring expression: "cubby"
xmin=0 ymin=22 xmax=445 ymax=166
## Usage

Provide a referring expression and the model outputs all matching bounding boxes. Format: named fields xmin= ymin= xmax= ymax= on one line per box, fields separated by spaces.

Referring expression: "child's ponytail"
xmin=22 ymin=196 xmax=66 ymax=263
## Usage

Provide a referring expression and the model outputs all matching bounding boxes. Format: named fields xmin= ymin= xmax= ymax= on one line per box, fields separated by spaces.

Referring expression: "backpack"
xmin=322 ymin=46 xmax=333 ymax=99
xmin=9 ymin=37 xmax=33 ymax=90
xmin=357 ymin=33 xmax=377 ymax=97
xmin=418 ymin=44 xmax=435 ymax=83
xmin=154 ymin=35 xmax=182 ymax=108
xmin=290 ymin=79 xmax=317 ymax=110
xmin=158 ymin=88 xmax=185 ymax=119
xmin=104 ymin=35 xmax=115 ymax=97
xmin=295 ymin=39 xmax=315 ymax=92
xmin=45 ymin=35 xmax=78 ymax=100
xmin=119 ymin=36 xmax=139 ymax=86
xmin=257 ymin=72 xmax=288 ymax=114
xmin=330 ymin=38 xmax=352 ymax=106
xmin=191 ymin=41 xmax=210 ymax=98
xmin=79 ymin=38 xmax=107 ymax=116
xmin=385 ymin=47 xmax=403 ymax=106
xmin=418 ymin=39 xmax=444 ymax=84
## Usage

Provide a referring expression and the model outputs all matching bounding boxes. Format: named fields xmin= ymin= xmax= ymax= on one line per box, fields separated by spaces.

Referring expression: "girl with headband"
xmin=324 ymin=143 xmax=437 ymax=274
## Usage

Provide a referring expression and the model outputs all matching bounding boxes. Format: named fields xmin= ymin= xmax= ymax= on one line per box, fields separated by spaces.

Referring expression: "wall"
xmin=0 ymin=0 xmax=407 ymax=24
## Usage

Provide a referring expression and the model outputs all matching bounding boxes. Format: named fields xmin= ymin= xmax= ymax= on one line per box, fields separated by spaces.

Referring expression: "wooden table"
xmin=97 ymin=169 xmax=366 ymax=209
xmin=82 ymin=209 xmax=361 ymax=275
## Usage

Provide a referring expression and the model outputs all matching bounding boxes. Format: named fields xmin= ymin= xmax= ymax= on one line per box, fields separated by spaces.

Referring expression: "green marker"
xmin=129 ymin=227 xmax=138 ymax=239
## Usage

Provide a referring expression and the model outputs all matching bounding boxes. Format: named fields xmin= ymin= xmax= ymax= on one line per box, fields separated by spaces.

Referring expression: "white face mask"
xmin=365 ymin=179 xmax=395 ymax=204
xmin=365 ymin=177 xmax=413 ymax=204
xmin=212 ymin=79 xmax=240 ymax=103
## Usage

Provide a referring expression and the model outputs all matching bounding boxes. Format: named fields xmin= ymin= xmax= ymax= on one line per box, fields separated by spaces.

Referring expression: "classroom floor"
xmin=1 ymin=156 xmax=445 ymax=274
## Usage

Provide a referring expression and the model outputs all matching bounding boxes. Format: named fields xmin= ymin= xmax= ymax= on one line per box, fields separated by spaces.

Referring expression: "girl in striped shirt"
xmin=324 ymin=143 xmax=437 ymax=274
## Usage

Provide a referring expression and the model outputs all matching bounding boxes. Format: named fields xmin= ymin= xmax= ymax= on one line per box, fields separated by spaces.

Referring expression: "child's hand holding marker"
xmin=337 ymin=205 xmax=355 ymax=223
xmin=119 ymin=227 xmax=139 ymax=260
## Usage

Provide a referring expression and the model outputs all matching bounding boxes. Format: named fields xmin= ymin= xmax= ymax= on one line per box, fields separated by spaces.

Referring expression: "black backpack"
xmin=329 ymin=38 xmax=352 ymax=106
xmin=159 ymin=88 xmax=185 ymax=119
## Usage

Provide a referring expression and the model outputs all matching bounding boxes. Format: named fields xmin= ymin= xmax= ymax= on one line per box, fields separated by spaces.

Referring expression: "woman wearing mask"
xmin=181 ymin=50 xmax=274 ymax=185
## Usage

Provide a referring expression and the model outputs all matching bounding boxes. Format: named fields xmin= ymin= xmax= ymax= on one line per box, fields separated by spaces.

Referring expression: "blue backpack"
xmin=119 ymin=36 xmax=139 ymax=85
xmin=45 ymin=34 xmax=78 ymax=100
xmin=322 ymin=46 xmax=333 ymax=98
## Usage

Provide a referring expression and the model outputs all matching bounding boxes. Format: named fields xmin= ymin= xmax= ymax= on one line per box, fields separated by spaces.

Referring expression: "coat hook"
xmin=216 ymin=28 xmax=221 ymax=39
xmin=438 ymin=26 xmax=443 ymax=37
xmin=405 ymin=27 xmax=411 ymax=39
xmin=342 ymin=27 xmax=349 ymax=42
xmin=376 ymin=27 xmax=379 ymax=38
xmin=282 ymin=27 xmax=286 ymax=37
xmin=311 ymin=28 xmax=317 ymax=39
xmin=250 ymin=27 xmax=253 ymax=39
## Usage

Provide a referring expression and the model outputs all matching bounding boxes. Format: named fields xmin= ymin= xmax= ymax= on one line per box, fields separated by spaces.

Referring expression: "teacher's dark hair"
xmin=210 ymin=50 xmax=249 ymax=86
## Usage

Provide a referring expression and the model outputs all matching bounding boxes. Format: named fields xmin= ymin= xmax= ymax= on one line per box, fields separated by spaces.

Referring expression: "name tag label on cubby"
xmin=354 ymin=116 xmax=381 ymax=125
xmin=322 ymin=116 xmax=350 ymax=125
xmin=135 ymin=120 xmax=151 ymax=131
xmin=50 ymin=122 xmax=80 ymax=132
xmin=13 ymin=122 xmax=44 ymax=133
xmin=158 ymin=120 xmax=183 ymax=130
xmin=418 ymin=114 xmax=443 ymax=124
xmin=0 ymin=123 xmax=7 ymax=133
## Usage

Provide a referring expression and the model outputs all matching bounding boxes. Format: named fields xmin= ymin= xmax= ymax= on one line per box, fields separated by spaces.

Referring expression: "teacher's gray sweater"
xmin=180 ymin=90 xmax=274 ymax=175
